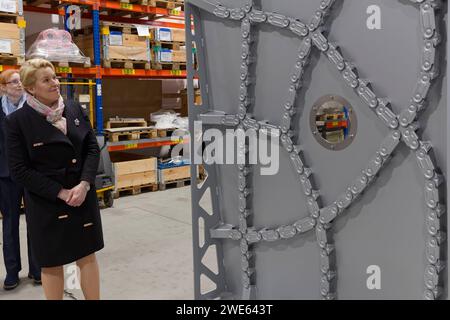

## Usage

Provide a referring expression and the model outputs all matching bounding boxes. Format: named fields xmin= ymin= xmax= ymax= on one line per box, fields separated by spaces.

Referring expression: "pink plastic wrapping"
xmin=26 ymin=29 xmax=91 ymax=66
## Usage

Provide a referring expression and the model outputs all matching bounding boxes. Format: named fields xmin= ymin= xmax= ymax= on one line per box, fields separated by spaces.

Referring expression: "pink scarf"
xmin=27 ymin=95 xmax=67 ymax=135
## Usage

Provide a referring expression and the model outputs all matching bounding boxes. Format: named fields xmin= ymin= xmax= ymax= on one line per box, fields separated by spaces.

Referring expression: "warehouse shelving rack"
xmin=1 ymin=0 xmax=187 ymax=137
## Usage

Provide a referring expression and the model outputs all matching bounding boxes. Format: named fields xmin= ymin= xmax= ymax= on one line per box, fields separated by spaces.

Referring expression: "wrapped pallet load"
xmin=74 ymin=22 xmax=151 ymax=70
xmin=26 ymin=29 xmax=91 ymax=67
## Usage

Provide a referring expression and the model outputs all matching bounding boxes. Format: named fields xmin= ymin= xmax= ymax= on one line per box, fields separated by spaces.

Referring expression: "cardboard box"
xmin=75 ymin=33 xmax=150 ymax=62
xmin=171 ymin=49 xmax=186 ymax=63
xmin=0 ymin=0 xmax=20 ymax=15
xmin=122 ymin=34 xmax=147 ymax=48
xmin=0 ymin=38 xmax=20 ymax=55
xmin=153 ymin=27 xmax=172 ymax=42
xmin=109 ymin=31 xmax=123 ymax=46
xmin=0 ymin=22 xmax=20 ymax=40
xmin=158 ymin=49 xmax=172 ymax=62
xmin=74 ymin=24 xmax=153 ymax=63
xmin=108 ymin=45 xmax=149 ymax=61
xmin=171 ymin=28 xmax=185 ymax=42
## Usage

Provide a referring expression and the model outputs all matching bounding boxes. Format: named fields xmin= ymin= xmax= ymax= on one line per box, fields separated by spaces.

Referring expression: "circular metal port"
xmin=310 ymin=95 xmax=357 ymax=151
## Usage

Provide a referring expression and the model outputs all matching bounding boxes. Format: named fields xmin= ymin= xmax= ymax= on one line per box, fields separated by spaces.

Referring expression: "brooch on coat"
xmin=74 ymin=118 xmax=80 ymax=127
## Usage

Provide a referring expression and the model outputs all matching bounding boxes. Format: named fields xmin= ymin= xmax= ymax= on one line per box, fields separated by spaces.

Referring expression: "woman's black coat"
xmin=5 ymin=100 xmax=104 ymax=267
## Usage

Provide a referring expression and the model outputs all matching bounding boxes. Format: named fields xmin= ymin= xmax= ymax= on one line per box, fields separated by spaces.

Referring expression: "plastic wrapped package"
xmin=157 ymin=115 xmax=196 ymax=160
xmin=158 ymin=156 xmax=190 ymax=169
xmin=150 ymin=110 xmax=180 ymax=129
xmin=173 ymin=117 xmax=188 ymax=129
xmin=151 ymin=110 xmax=189 ymax=129
xmin=26 ymin=29 xmax=91 ymax=66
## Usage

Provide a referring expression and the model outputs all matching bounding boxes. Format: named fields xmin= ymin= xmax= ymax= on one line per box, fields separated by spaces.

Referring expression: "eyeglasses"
xmin=6 ymin=79 xmax=21 ymax=86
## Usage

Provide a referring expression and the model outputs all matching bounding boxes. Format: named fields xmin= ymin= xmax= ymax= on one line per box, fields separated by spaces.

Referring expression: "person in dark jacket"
xmin=5 ymin=59 xmax=104 ymax=300
xmin=0 ymin=69 xmax=41 ymax=290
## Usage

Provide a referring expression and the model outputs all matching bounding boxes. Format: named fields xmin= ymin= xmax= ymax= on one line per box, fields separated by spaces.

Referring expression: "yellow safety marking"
xmin=17 ymin=19 xmax=26 ymax=28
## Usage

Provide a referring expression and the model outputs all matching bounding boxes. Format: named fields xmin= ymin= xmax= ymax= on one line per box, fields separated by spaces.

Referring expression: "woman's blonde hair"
xmin=19 ymin=58 xmax=55 ymax=89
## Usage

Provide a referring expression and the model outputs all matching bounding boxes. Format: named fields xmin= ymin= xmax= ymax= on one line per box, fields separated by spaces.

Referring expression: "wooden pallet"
xmin=151 ymin=62 xmax=186 ymax=71
xmin=25 ymin=0 xmax=56 ymax=7
xmin=0 ymin=12 xmax=21 ymax=23
xmin=148 ymin=0 xmax=184 ymax=9
xmin=102 ymin=21 xmax=144 ymax=34
xmin=114 ymin=183 xmax=158 ymax=199
xmin=104 ymin=59 xmax=150 ymax=70
xmin=81 ymin=20 xmax=155 ymax=36
xmin=158 ymin=177 xmax=191 ymax=191
xmin=137 ymin=129 xmax=158 ymax=139
xmin=75 ymin=22 xmax=147 ymax=40
xmin=77 ymin=21 xmax=150 ymax=36
xmin=105 ymin=127 xmax=157 ymax=142
xmin=99 ymin=5 xmax=158 ymax=19
xmin=115 ymin=0 xmax=149 ymax=5
xmin=54 ymin=60 xmax=91 ymax=68
xmin=151 ymin=41 xmax=185 ymax=50
xmin=107 ymin=118 xmax=147 ymax=129
xmin=156 ymin=127 xmax=177 ymax=137
xmin=0 ymin=53 xmax=24 ymax=65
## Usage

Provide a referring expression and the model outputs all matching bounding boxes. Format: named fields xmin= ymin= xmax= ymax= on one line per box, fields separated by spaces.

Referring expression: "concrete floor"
xmin=0 ymin=186 xmax=214 ymax=300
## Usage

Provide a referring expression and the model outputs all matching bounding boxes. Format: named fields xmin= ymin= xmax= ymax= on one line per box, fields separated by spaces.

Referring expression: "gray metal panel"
xmin=187 ymin=0 xmax=448 ymax=300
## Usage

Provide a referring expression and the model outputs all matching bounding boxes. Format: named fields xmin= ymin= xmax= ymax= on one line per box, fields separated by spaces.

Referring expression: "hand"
xmin=57 ymin=189 xmax=71 ymax=202
xmin=65 ymin=182 xmax=89 ymax=207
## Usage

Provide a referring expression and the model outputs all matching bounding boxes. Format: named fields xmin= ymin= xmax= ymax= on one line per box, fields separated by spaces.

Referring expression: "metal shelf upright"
xmin=92 ymin=1 xmax=103 ymax=134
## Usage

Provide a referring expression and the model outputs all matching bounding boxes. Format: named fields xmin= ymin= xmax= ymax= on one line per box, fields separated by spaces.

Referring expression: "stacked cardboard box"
xmin=0 ymin=0 xmax=25 ymax=64
xmin=74 ymin=22 xmax=151 ymax=68
xmin=151 ymin=27 xmax=186 ymax=64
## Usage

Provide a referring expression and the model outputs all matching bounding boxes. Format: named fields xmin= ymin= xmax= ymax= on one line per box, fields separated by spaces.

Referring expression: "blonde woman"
xmin=4 ymin=59 xmax=104 ymax=300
